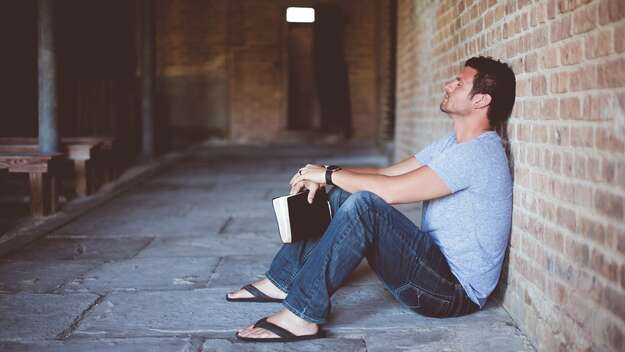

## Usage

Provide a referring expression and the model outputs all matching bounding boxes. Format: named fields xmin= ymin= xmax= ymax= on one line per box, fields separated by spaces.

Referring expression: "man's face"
xmin=440 ymin=66 xmax=478 ymax=116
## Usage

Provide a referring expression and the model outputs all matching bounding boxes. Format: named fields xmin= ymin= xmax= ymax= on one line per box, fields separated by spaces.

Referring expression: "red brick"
xmin=550 ymin=71 xmax=569 ymax=93
xmin=570 ymin=65 xmax=596 ymax=91
xmin=559 ymin=97 xmax=581 ymax=119
xmin=585 ymin=29 xmax=612 ymax=59
xmin=583 ymin=94 xmax=612 ymax=120
xmin=603 ymin=284 xmax=625 ymax=322
xmin=541 ymin=97 xmax=559 ymax=119
xmin=557 ymin=206 xmax=577 ymax=232
xmin=595 ymin=127 xmax=625 ymax=153
xmin=572 ymin=2 xmax=597 ymax=34
xmin=541 ymin=47 xmax=559 ymax=69
xmin=550 ymin=150 xmax=562 ymax=173
xmin=594 ymin=188 xmax=624 ymax=220
xmin=524 ymin=53 xmax=538 ymax=72
xmin=544 ymin=226 xmax=564 ymax=252
xmin=602 ymin=157 xmax=617 ymax=183
xmin=570 ymin=125 xmax=594 ymax=147
xmin=550 ymin=14 xmax=572 ymax=43
xmin=590 ymin=248 xmax=618 ymax=281
xmin=551 ymin=125 xmax=571 ymax=146
xmin=546 ymin=278 xmax=567 ymax=305
xmin=562 ymin=151 xmax=574 ymax=176
xmin=573 ymin=154 xmax=587 ymax=178
xmin=598 ymin=0 xmax=625 ymax=25
xmin=576 ymin=215 xmax=605 ymax=245
xmin=560 ymin=40 xmax=584 ymax=65
xmin=606 ymin=320 xmax=624 ymax=352
xmin=621 ymin=263 xmax=625 ymax=290
xmin=616 ymin=22 xmax=625 ymax=53
xmin=597 ymin=57 xmax=625 ymax=88
xmin=548 ymin=0 xmax=557 ymax=19
xmin=587 ymin=156 xmax=603 ymax=182
xmin=605 ymin=224 xmax=625 ymax=254
xmin=531 ymin=75 xmax=548 ymax=96
xmin=532 ymin=124 xmax=549 ymax=143
xmin=558 ymin=0 xmax=576 ymax=13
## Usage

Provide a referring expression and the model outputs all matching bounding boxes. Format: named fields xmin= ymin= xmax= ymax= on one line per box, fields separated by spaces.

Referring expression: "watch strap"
xmin=325 ymin=165 xmax=342 ymax=186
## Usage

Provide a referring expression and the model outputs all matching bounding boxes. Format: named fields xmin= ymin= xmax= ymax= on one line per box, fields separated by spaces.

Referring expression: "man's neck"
xmin=451 ymin=114 xmax=492 ymax=143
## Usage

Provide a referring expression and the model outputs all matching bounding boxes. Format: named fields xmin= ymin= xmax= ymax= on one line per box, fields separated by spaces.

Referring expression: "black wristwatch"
xmin=325 ymin=165 xmax=342 ymax=186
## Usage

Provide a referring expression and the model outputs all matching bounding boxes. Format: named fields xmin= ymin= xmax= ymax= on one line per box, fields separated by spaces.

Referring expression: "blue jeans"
xmin=265 ymin=187 xmax=479 ymax=324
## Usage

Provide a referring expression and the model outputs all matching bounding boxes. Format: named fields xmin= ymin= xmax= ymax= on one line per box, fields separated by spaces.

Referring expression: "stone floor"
xmin=0 ymin=144 xmax=535 ymax=351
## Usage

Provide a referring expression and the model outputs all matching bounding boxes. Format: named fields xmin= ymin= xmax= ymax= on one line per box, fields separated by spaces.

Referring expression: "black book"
xmin=272 ymin=188 xmax=333 ymax=243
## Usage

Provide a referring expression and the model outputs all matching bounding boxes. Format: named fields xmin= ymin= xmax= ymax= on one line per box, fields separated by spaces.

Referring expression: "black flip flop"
xmin=225 ymin=284 xmax=284 ymax=303
xmin=236 ymin=317 xmax=325 ymax=342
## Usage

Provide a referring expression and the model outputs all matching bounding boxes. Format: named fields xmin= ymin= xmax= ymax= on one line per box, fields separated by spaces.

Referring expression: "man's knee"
xmin=343 ymin=191 xmax=385 ymax=212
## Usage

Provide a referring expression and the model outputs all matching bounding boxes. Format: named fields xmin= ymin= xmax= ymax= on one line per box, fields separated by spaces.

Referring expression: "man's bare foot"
xmin=226 ymin=278 xmax=287 ymax=300
xmin=237 ymin=308 xmax=319 ymax=339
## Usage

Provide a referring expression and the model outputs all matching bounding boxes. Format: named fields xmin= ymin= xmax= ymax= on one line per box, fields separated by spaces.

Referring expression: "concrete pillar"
xmin=140 ymin=0 xmax=155 ymax=160
xmin=38 ymin=0 xmax=60 ymax=154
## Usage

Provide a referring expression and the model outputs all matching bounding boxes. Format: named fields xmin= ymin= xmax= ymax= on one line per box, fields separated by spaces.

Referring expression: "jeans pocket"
xmin=396 ymin=282 xmax=452 ymax=318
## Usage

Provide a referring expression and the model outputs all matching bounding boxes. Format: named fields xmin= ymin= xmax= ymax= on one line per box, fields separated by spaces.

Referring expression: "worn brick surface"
xmin=396 ymin=1 xmax=625 ymax=351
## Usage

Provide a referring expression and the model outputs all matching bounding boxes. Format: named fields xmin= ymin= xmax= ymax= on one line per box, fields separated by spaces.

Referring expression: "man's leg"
xmin=228 ymin=187 xmax=351 ymax=300
xmin=280 ymin=190 xmax=478 ymax=323
xmin=364 ymin=207 xmax=480 ymax=318
xmin=264 ymin=186 xmax=352 ymax=292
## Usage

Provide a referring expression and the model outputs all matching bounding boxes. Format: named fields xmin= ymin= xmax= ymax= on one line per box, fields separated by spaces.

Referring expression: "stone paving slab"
xmin=218 ymin=216 xmax=280 ymax=235
xmin=4 ymin=238 xmax=153 ymax=261
xmin=52 ymin=214 xmax=228 ymax=238
xmin=360 ymin=326 xmax=534 ymax=352
xmin=201 ymin=337 xmax=367 ymax=351
xmin=73 ymin=287 xmax=523 ymax=344
xmin=0 ymin=260 xmax=103 ymax=293
xmin=207 ymin=255 xmax=379 ymax=289
xmin=135 ymin=234 xmax=281 ymax=258
xmin=74 ymin=289 xmax=279 ymax=338
xmin=186 ymin=204 xmax=274 ymax=220
xmin=208 ymin=255 xmax=274 ymax=288
xmin=0 ymin=292 xmax=99 ymax=340
xmin=62 ymin=257 xmax=220 ymax=293
xmin=0 ymin=338 xmax=193 ymax=352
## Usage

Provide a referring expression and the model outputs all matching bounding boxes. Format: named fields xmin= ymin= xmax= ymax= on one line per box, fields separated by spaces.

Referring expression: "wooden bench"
xmin=0 ymin=153 xmax=62 ymax=216
xmin=0 ymin=137 xmax=114 ymax=197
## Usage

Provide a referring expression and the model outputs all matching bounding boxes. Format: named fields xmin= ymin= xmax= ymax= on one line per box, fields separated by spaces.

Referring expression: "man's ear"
xmin=472 ymin=93 xmax=492 ymax=110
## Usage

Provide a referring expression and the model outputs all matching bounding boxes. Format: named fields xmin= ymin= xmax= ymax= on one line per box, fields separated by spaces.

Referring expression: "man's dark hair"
xmin=465 ymin=56 xmax=516 ymax=129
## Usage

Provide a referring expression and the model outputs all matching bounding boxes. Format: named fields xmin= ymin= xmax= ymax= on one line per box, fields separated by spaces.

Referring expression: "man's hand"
xmin=289 ymin=164 xmax=326 ymax=186
xmin=290 ymin=180 xmax=322 ymax=204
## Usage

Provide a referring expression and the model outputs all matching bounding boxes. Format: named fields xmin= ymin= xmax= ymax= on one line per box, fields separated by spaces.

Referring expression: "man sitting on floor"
xmin=227 ymin=56 xmax=516 ymax=342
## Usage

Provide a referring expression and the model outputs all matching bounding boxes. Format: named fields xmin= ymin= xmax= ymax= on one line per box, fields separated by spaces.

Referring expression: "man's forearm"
xmin=342 ymin=167 xmax=382 ymax=175
xmin=330 ymin=169 xmax=392 ymax=201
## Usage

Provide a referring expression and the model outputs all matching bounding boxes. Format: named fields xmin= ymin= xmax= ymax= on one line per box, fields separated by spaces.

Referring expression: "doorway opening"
xmin=285 ymin=5 xmax=352 ymax=139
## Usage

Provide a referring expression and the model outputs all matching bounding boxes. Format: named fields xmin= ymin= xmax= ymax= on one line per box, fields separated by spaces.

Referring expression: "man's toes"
xmin=249 ymin=328 xmax=275 ymax=338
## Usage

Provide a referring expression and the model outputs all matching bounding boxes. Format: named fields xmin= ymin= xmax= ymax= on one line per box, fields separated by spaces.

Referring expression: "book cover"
xmin=272 ymin=188 xmax=332 ymax=243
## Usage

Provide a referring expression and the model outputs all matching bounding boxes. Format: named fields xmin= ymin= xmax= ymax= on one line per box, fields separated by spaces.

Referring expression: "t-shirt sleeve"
xmin=414 ymin=135 xmax=452 ymax=165
xmin=426 ymin=143 xmax=477 ymax=193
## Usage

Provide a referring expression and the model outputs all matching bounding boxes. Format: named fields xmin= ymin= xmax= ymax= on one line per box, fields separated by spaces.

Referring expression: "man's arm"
xmin=330 ymin=165 xmax=450 ymax=205
xmin=345 ymin=156 xmax=423 ymax=176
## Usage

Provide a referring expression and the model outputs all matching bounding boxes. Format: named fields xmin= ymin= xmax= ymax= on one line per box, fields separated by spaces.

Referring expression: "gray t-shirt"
xmin=414 ymin=131 xmax=512 ymax=307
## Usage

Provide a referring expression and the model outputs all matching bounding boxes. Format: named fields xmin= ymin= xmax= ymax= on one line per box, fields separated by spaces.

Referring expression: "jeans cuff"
xmin=264 ymin=272 xmax=290 ymax=295
xmin=282 ymin=299 xmax=326 ymax=324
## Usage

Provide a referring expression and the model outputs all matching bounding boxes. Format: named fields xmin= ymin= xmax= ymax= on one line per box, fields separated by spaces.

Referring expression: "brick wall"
xmin=156 ymin=0 xmax=389 ymax=144
xmin=395 ymin=0 xmax=625 ymax=351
